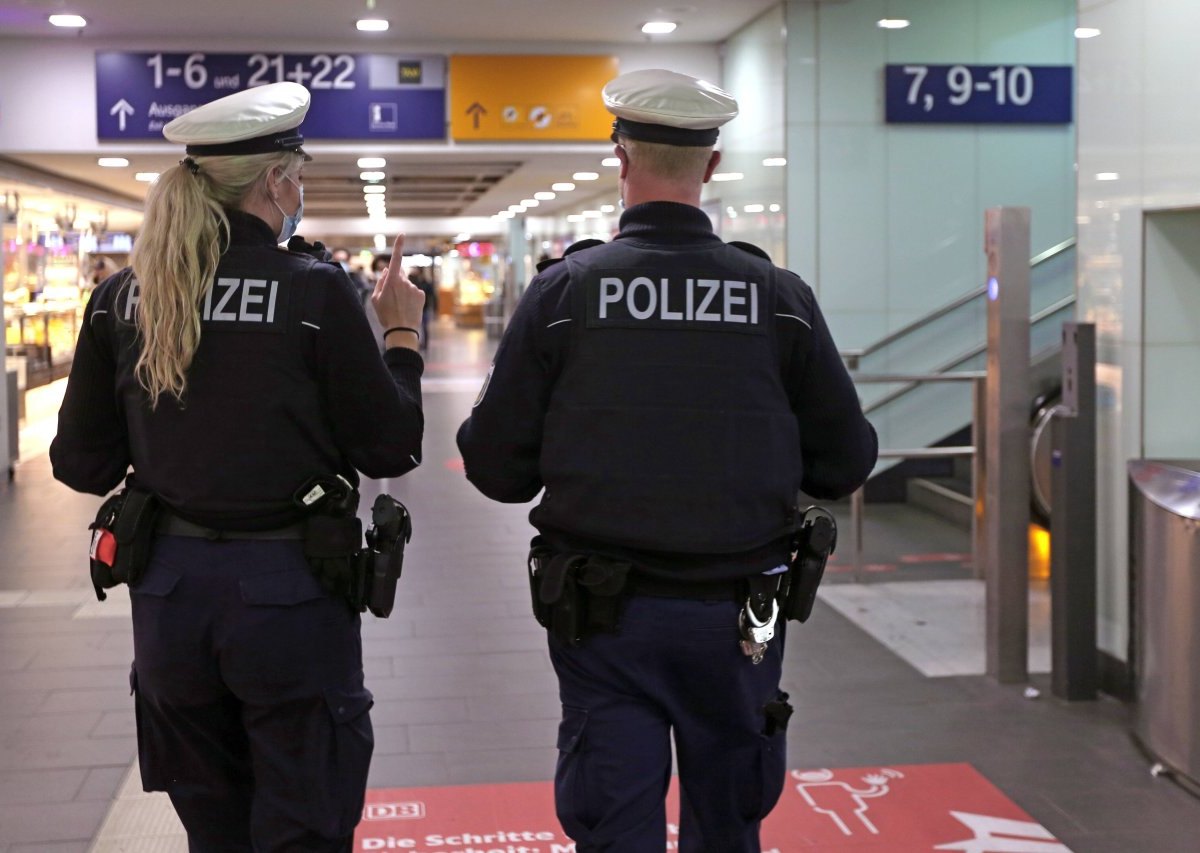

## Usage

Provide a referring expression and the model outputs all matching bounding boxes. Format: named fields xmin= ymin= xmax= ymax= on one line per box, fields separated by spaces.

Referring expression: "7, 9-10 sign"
xmin=884 ymin=64 xmax=1073 ymax=125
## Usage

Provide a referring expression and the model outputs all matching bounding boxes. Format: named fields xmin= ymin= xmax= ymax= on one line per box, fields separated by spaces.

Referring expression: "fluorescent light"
xmin=534 ymin=191 xmax=556 ymax=201
xmin=641 ymin=22 xmax=677 ymax=35
xmin=1095 ymin=172 xmax=1120 ymax=181
xmin=454 ymin=233 xmax=471 ymax=243
xmin=357 ymin=157 xmax=386 ymax=168
xmin=601 ymin=157 xmax=621 ymax=168
xmin=573 ymin=171 xmax=600 ymax=181
xmin=356 ymin=18 xmax=389 ymax=32
xmin=600 ymin=204 xmax=615 ymax=213
xmin=360 ymin=171 xmax=385 ymax=182
xmin=363 ymin=185 xmax=387 ymax=194
xmin=710 ymin=172 xmax=744 ymax=182
xmin=134 ymin=172 xmax=160 ymax=182
xmin=877 ymin=19 xmax=910 ymax=30
xmin=374 ymin=234 xmax=387 ymax=250
xmin=365 ymin=199 xmax=387 ymax=208
xmin=508 ymin=204 xmax=526 ymax=213
xmin=497 ymin=211 xmax=515 ymax=219
xmin=97 ymin=157 xmax=129 ymax=168
xmin=521 ymin=198 xmax=539 ymax=207
xmin=1075 ymin=27 xmax=1101 ymax=39
xmin=769 ymin=203 xmax=781 ymax=213
xmin=49 ymin=14 xmax=87 ymax=28
xmin=762 ymin=157 xmax=787 ymax=167
xmin=567 ymin=214 xmax=585 ymax=223
xmin=583 ymin=210 xmax=602 ymax=219
xmin=552 ymin=182 xmax=576 ymax=192
xmin=744 ymin=204 xmax=765 ymax=213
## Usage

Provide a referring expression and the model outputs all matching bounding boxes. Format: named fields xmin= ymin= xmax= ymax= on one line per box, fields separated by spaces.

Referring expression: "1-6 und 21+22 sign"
xmin=95 ymin=51 xmax=447 ymax=141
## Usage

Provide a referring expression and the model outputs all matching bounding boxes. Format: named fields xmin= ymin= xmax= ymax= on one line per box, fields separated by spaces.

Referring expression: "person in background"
xmin=456 ymin=69 xmax=877 ymax=852
xmin=333 ymin=246 xmax=385 ymax=347
xmin=411 ymin=267 xmax=439 ymax=352
xmin=49 ymin=82 xmax=426 ymax=852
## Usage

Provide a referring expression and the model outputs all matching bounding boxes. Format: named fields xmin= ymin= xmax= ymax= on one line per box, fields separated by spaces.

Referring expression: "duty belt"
xmin=157 ymin=515 xmax=306 ymax=541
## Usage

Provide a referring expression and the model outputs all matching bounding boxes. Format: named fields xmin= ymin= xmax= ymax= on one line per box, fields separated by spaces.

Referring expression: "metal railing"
xmin=847 ymin=371 xmax=987 ymax=581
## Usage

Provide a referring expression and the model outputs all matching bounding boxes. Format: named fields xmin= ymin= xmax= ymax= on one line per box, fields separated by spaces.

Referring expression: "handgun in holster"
xmin=87 ymin=485 xmax=161 ymax=601
xmin=782 ymin=506 xmax=837 ymax=623
xmin=362 ymin=494 xmax=412 ymax=618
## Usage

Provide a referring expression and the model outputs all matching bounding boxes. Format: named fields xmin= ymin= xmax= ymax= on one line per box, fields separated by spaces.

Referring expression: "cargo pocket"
xmin=129 ymin=665 xmax=169 ymax=792
xmin=309 ymin=684 xmax=375 ymax=836
xmin=744 ymin=690 xmax=792 ymax=821
xmin=554 ymin=706 xmax=598 ymax=837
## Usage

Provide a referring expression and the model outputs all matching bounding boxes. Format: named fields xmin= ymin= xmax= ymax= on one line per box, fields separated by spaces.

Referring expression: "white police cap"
xmin=603 ymin=69 xmax=738 ymax=147
xmin=163 ymin=82 xmax=311 ymax=158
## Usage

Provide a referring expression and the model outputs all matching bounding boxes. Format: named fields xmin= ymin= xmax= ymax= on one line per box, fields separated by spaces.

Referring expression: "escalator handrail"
xmin=858 ymin=294 xmax=1076 ymax=416
xmin=840 ymin=237 xmax=1076 ymax=364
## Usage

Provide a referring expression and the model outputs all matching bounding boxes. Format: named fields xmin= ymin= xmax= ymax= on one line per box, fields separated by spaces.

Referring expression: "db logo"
xmin=363 ymin=802 xmax=425 ymax=821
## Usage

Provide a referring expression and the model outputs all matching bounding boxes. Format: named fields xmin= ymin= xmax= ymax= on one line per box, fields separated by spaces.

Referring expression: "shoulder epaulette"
xmin=728 ymin=240 xmax=771 ymax=261
xmin=536 ymin=238 xmax=606 ymax=273
xmin=285 ymin=235 xmax=333 ymax=263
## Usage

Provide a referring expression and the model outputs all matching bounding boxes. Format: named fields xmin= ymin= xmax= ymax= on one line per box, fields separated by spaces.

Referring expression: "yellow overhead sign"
xmin=450 ymin=55 xmax=619 ymax=141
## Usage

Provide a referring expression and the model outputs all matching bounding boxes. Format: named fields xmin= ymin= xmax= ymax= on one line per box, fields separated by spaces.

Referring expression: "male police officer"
xmin=457 ymin=69 xmax=877 ymax=852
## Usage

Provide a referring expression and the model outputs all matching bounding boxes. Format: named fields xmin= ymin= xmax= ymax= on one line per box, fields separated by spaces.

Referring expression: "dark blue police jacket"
xmin=458 ymin=201 xmax=877 ymax=579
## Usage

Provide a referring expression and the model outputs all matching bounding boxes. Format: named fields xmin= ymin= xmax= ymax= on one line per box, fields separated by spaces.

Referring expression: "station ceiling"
xmin=0 ymin=0 xmax=780 ymax=244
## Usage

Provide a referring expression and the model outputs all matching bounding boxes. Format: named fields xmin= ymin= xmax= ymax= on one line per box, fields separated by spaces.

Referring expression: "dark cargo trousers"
xmin=129 ymin=536 xmax=373 ymax=852
xmin=548 ymin=594 xmax=789 ymax=852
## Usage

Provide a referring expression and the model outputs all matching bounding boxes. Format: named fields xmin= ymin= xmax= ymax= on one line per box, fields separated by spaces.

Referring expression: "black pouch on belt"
xmin=87 ymin=491 xmax=125 ymax=601
xmin=577 ymin=557 xmax=631 ymax=634
xmin=526 ymin=539 xmax=555 ymax=629
xmin=109 ymin=487 xmax=161 ymax=590
xmin=303 ymin=515 xmax=364 ymax=602
xmin=535 ymin=552 xmax=587 ymax=646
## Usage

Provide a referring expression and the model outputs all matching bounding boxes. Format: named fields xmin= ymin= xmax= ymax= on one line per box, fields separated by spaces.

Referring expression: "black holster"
xmin=528 ymin=540 xmax=631 ymax=647
xmin=361 ymin=494 xmax=412 ymax=618
xmin=781 ymin=506 xmax=837 ymax=623
xmin=87 ymin=486 xmax=162 ymax=601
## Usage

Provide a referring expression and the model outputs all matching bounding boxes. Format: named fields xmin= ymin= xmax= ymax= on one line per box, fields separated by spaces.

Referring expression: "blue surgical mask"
xmin=272 ymin=174 xmax=304 ymax=244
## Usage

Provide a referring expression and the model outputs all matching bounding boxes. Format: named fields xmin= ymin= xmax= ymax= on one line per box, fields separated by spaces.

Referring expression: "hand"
xmin=371 ymin=234 xmax=425 ymax=348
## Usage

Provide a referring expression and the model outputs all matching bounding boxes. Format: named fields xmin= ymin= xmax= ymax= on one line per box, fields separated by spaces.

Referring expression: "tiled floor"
xmin=2 ymin=322 xmax=1199 ymax=851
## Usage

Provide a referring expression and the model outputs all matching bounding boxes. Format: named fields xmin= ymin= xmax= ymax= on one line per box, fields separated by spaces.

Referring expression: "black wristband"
xmin=384 ymin=326 xmax=420 ymax=340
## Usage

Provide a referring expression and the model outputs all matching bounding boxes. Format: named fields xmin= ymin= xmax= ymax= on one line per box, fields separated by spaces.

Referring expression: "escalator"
xmin=845 ymin=238 xmax=1076 ymax=515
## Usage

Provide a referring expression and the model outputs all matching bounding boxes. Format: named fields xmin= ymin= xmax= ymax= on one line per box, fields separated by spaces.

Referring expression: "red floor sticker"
xmin=357 ymin=763 xmax=1072 ymax=852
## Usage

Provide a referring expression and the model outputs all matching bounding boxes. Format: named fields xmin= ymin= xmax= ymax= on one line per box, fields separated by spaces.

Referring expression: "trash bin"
xmin=1128 ymin=459 xmax=1200 ymax=789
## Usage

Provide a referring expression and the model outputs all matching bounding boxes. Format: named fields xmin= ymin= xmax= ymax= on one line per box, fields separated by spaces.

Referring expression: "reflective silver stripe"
xmin=546 ymin=318 xmax=573 ymax=328
xmin=301 ymin=321 xmax=321 ymax=330
xmin=775 ymin=313 xmax=812 ymax=329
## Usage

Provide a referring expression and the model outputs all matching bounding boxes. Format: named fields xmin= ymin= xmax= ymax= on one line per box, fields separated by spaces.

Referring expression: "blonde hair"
xmin=129 ymin=150 xmax=302 ymax=406
xmin=620 ymin=137 xmax=713 ymax=183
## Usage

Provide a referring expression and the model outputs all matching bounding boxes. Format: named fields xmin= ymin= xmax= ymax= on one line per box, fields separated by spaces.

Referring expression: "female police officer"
xmin=49 ymin=82 xmax=426 ymax=851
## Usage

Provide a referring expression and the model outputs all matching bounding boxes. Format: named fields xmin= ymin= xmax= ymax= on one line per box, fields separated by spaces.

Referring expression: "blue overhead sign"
xmin=885 ymin=64 xmax=1072 ymax=124
xmin=96 ymin=51 xmax=446 ymax=141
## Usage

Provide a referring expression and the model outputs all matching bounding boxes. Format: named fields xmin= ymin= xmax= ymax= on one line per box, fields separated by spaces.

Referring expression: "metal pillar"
xmin=1050 ymin=322 xmax=1098 ymax=700
xmin=983 ymin=207 xmax=1031 ymax=684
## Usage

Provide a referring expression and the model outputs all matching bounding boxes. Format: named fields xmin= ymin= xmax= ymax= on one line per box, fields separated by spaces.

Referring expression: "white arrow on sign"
xmin=109 ymin=99 xmax=135 ymax=132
